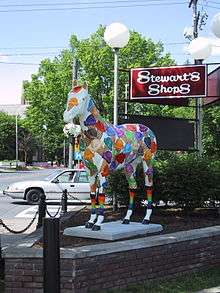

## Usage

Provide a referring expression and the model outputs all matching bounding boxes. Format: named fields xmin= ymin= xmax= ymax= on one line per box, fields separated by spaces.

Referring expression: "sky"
xmin=0 ymin=0 xmax=220 ymax=105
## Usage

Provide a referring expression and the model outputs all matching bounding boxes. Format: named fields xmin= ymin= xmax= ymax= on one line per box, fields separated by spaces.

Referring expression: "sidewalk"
xmin=0 ymin=218 xmax=38 ymax=248
xmin=0 ymin=168 xmax=16 ymax=173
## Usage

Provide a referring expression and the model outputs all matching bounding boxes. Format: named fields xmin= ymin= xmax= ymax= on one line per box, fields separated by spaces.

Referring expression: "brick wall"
xmin=3 ymin=227 xmax=220 ymax=293
xmin=73 ymin=236 xmax=220 ymax=292
xmin=4 ymin=258 xmax=75 ymax=293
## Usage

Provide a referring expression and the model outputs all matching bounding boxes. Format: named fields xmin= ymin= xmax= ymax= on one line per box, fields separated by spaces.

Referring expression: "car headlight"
xmin=8 ymin=186 xmax=22 ymax=191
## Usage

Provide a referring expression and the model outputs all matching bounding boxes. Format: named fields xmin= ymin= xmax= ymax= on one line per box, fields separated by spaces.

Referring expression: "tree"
xmin=23 ymin=26 xmax=175 ymax=161
xmin=23 ymin=54 xmax=72 ymax=161
xmin=0 ymin=112 xmax=16 ymax=160
xmin=18 ymin=125 xmax=37 ymax=164
xmin=70 ymin=27 xmax=176 ymax=119
xmin=0 ymin=112 xmax=38 ymax=162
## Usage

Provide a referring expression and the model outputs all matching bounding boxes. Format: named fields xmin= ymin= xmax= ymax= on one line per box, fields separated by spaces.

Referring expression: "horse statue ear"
xmin=83 ymin=82 xmax=88 ymax=90
xmin=72 ymin=80 xmax=78 ymax=87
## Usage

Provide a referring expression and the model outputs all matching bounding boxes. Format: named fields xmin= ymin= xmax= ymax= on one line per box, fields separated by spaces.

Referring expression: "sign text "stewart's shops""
xmin=130 ymin=65 xmax=207 ymax=100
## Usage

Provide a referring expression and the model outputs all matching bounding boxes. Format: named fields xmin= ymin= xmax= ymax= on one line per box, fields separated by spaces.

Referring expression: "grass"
xmin=105 ymin=266 xmax=220 ymax=293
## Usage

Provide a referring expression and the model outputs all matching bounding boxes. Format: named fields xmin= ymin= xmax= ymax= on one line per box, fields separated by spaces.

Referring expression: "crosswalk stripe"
xmin=15 ymin=205 xmax=79 ymax=218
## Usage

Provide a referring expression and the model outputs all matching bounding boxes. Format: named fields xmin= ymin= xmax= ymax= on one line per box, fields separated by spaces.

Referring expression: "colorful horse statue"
xmin=64 ymin=84 xmax=157 ymax=231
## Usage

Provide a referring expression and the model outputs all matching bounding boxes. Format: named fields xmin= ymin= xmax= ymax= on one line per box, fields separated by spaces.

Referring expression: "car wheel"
xmin=26 ymin=189 xmax=43 ymax=205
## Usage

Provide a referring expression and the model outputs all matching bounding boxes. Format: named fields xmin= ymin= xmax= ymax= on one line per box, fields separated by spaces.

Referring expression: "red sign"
xmin=204 ymin=66 xmax=220 ymax=106
xmin=130 ymin=65 xmax=207 ymax=100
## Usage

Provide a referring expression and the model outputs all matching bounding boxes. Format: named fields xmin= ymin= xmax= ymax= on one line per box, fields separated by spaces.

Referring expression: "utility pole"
xmin=15 ymin=114 xmax=18 ymax=167
xmin=68 ymin=59 xmax=78 ymax=169
xmin=189 ymin=0 xmax=203 ymax=155
xmin=63 ymin=139 xmax=66 ymax=167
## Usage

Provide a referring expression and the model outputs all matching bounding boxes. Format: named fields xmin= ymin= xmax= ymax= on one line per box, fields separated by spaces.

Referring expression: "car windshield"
xmin=44 ymin=170 xmax=63 ymax=181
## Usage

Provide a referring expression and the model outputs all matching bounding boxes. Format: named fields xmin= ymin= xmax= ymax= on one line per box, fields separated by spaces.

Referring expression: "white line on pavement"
xmin=15 ymin=205 xmax=79 ymax=218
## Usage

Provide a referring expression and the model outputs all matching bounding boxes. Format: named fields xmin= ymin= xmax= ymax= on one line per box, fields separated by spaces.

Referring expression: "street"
xmin=0 ymin=169 xmax=52 ymax=191
xmin=0 ymin=169 xmax=56 ymax=218
xmin=0 ymin=169 xmax=85 ymax=247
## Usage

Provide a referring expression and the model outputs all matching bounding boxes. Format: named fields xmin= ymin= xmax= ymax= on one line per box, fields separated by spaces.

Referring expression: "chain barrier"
xmin=70 ymin=205 xmax=87 ymax=218
xmin=0 ymin=211 xmax=38 ymax=234
xmin=66 ymin=191 xmax=88 ymax=217
xmin=0 ymin=191 xmax=88 ymax=233
xmin=46 ymin=206 xmax=61 ymax=218
xmin=67 ymin=191 xmax=86 ymax=204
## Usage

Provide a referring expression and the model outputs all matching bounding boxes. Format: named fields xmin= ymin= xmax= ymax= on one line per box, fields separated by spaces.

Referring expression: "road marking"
xmin=15 ymin=205 xmax=80 ymax=218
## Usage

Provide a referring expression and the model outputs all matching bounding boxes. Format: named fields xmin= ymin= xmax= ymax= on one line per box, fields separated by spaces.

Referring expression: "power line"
xmin=0 ymin=46 xmax=66 ymax=50
xmin=0 ymin=52 xmax=60 ymax=56
xmin=0 ymin=61 xmax=39 ymax=65
xmin=0 ymin=2 xmax=187 ymax=13
xmin=0 ymin=42 xmax=188 ymax=52
xmin=0 ymin=0 xmax=187 ymax=7
xmin=0 ymin=0 xmax=186 ymax=7
xmin=208 ymin=1 xmax=220 ymax=5
xmin=203 ymin=4 xmax=220 ymax=9
xmin=0 ymin=51 xmax=191 ymax=66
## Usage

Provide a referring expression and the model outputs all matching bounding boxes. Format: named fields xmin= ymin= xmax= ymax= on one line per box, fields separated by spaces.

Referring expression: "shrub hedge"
xmin=106 ymin=153 xmax=220 ymax=212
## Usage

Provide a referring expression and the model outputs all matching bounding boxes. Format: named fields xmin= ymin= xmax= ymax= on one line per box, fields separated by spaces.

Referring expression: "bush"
xmin=107 ymin=153 xmax=220 ymax=212
xmin=107 ymin=163 xmax=160 ymax=208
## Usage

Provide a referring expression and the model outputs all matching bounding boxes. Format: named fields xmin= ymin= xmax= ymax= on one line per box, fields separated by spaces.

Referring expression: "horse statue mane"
xmin=64 ymin=84 xmax=157 ymax=231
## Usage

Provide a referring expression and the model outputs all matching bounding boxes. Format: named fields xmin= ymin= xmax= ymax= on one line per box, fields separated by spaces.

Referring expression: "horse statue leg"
xmin=142 ymin=160 xmax=154 ymax=224
xmin=92 ymin=174 xmax=108 ymax=231
xmin=122 ymin=167 xmax=138 ymax=224
xmin=85 ymin=172 xmax=99 ymax=229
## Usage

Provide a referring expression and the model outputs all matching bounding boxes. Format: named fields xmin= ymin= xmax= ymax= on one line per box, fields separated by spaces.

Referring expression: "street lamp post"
xmin=187 ymin=37 xmax=212 ymax=155
xmin=113 ymin=48 xmax=119 ymax=125
xmin=15 ymin=114 xmax=18 ymax=167
xmin=104 ymin=23 xmax=129 ymax=211
xmin=186 ymin=11 xmax=220 ymax=155
xmin=104 ymin=22 xmax=129 ymax=125
xmin=68 ymin=59 xmax=78 ymax=169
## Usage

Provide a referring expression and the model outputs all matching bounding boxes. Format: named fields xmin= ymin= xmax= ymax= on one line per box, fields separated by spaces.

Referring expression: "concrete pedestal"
xmin=63 ymin=221 xmax=163 ymax=241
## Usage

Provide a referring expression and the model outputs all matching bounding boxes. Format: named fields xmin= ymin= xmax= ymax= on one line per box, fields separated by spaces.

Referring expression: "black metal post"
xmin=43 ymin=218 xmax=60 ymax=293
xmin=37 ymin=193 xmax=46 ymax=229
xmin=0 ymin=237 xmax=4 ymax=279
xmin=60 ymin=189 xmax=68 ymax=216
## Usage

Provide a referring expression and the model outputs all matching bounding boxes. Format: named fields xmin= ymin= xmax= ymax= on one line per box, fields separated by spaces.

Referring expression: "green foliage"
xmin=0 ymin=112 xmax=16 ymax=160
xmin=23 ymin=26 xmax=175 ymax=160
xmin=203 ymin=106 xmax=220 ymax=158
xmin=0 ymin=112 xmax=37 ymax=162
xmin=70 ymin=26 xmax=175 ymax=120
xmin=107 ymin=164 xmax=159 ymax=208
xmin=156 ymin=153 xmax=220 ymax=212
xmin=18 ymin=124 xmax=38 ymax=163
xmin=107 ymin=153 xmax=220 ymax=212
xmin=22 ymin=25 xmax=220 ymax=161
xmin=107 ymin=170 xmax=129 ymax=206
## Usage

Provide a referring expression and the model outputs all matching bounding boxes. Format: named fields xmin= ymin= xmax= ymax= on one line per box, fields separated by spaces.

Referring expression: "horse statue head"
xmin=63 ymin=83 xmax=89 ymax=123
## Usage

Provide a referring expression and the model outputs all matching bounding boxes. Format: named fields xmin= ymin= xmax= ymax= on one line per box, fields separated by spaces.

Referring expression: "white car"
xmin=3 ymin=169 xmax=91 ymax=204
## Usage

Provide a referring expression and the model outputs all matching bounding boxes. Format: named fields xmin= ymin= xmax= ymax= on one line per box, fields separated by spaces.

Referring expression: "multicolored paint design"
xmin=64 ymin=85 xmax=157 ymax=231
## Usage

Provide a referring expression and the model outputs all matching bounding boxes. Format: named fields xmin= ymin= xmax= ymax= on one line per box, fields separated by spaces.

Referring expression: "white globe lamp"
xmin=188 ymin=37 xmax=212 ymax=60
xmin=211 ymin=13 xmax=220 ymax=39
xmin=104 ymin=22 xmax=129 ymax=49
xmin=104 ymin=23 xmax=130 ymax=126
